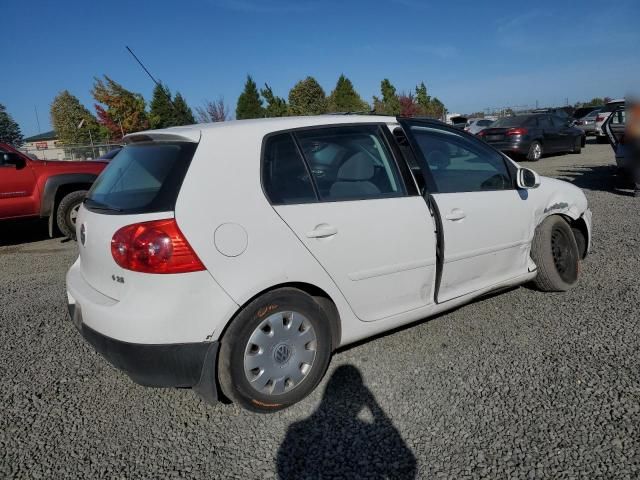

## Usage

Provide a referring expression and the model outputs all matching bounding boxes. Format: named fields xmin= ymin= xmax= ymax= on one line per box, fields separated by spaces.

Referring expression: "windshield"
xmin=491 ymin=116 xmax=529 ymax=128
xmin=86 ymin=142 xmax=197 ymax=214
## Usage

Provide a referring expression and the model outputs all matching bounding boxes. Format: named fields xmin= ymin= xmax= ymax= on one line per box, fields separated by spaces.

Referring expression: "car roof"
xmin=125 ymin=115 xmax=398 ymax=144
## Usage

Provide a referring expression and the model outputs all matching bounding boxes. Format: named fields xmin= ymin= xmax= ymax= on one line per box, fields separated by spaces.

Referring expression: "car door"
xmin=538 ymin=115 xmax=560 ymax=152
xmin=399 ymin=119 xmax=532 ymax=303
xmin=551 ymin=115 xmax=576 ymax=152
xmin=0 ymin=151 xmax=37 ymax=218
xmin=264 ymin=124 xmax=438 ymax=322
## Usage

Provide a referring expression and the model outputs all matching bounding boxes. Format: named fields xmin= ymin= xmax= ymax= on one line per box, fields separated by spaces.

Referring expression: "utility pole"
xmin=34 ymin=105 xmax=41 ymax=133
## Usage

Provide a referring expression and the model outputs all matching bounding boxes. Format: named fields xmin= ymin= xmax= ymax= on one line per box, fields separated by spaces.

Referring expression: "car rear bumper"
xmin=68 ymin=302 xmax=220 ymax=401
xmin=485 ymin=140 xmax=530 ymax=155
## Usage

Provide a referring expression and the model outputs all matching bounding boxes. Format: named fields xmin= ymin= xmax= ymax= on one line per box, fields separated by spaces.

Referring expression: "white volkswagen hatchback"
xmin=66 ymin=115 xmax=592 ymax=412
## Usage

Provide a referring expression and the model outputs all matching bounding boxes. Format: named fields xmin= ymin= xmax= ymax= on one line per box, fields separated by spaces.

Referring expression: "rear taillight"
xmin=506 ymin=128 xmax=528 ymax=136
xmin=596 ymin=115 xmax=605 ymax=122
xmin=477 ymin=130 xmax=486 ymax=136
xmin=111 ymin=219 xmax=205 ymax=274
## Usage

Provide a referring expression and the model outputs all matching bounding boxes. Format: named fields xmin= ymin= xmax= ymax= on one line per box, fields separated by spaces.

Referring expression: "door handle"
xmin=444 ymin=209 xmax=466 ymax=221
xmin=306 ymin=224 xmax=338 ymax=238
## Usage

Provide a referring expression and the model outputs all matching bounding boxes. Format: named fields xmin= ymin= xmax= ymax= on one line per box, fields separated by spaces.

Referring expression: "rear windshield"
xmin=601 ymin=101 xmax=624 ymax=113
xmin=491 ymin=116 xmax=530 ymax=127
xmin=477 ymin=119 xmax=493 ymax=126
xmin=85 ymin=142 xmax=197 ymax=214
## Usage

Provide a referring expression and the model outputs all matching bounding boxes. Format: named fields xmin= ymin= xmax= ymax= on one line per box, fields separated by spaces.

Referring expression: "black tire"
xmin=527 ymin=141 xmax=543 ymax=161
xmin=218 ymin=288 xmax=333 ymax=413
xmin=572 ymin=137 xmax=582 ymax=154
xmin=531 ymin=216 xmax=580 ymax=292
xmin=56 ymin=190 xmax=87 ymax=240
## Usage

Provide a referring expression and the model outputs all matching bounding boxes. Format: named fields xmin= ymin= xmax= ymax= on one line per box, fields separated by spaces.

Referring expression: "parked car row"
xmin=477 ymin=114 xmax=585 ymax=161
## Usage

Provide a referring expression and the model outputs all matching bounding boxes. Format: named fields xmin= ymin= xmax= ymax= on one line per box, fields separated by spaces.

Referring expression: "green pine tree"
xmin=172 ymin=92 xmax=195 ymax=125
xmin=261 ymin=84 xmax=288 ymax=117
xmin=288 ymin=77 xmax=328 ymax=116
xmin=328 ymin=74 xmax=369 ymax=113
xmin=149 ymin=83 xmax=175 ymax=129
xmin=0 ymin=103 xmax=24 ymax=146
xmin=236 ymin=75 xmax=264 ymax=119
xmin=50 ymin=91 xmax=101 ymax=144
xmin=415 ymin=82 xmax=431 ymax=113
xmin=374 ymin=79 xmax=401 ymax=115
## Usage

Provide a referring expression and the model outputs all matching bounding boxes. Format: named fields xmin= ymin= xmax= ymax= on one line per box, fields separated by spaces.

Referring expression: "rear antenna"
xmin=125 ymin=45 xmax=177 ymax=110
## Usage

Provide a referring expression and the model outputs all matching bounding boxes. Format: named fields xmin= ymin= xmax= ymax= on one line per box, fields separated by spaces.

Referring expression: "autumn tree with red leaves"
xmin=92 ymin=75 xmax=148 ymax=140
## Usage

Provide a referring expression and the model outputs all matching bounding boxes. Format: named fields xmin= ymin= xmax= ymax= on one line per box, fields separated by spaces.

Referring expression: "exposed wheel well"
xmin=563 ymin=214 xmax=589 ymax=259
xmin=221 ymin=282 xmax=342 ymax=351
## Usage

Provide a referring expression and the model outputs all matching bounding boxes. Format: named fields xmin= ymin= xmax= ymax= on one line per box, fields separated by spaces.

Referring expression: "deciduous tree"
xmin=92 ymin=75 xmax=148 ymax=139
xmin=50 ymin=90 xmax=101 ymax=145
xmin=0 ymin=103 xmax=24 ymax=146
xmin=196 ymin=98 xmax=229 ymax=123
xmin=288 ymin=77 xmax=328 ymax=116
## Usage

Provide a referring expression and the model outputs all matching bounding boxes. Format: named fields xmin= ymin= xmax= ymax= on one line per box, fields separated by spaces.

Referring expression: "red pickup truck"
xmin=0 ymin=143 xmax=107 ymax=239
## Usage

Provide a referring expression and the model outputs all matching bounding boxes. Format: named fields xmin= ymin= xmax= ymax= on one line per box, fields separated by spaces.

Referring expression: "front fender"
xmin=40 ymin=173 xmax=98 ymax=217
xmin=531 ymin=176 xmax=592 ymax=253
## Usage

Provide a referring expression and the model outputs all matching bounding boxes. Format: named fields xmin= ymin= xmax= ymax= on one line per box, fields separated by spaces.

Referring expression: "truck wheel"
xmin=56 ymin=190 xmax=87 ymax=240
xmin=531 ymin=215 xmax=580 ymax=292
xmin=218 ymin=288 xmax=333 ymax=413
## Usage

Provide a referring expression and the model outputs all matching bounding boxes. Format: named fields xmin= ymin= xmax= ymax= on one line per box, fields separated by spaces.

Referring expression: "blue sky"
xmin=2 ymin=0 xmax=639 ymax=137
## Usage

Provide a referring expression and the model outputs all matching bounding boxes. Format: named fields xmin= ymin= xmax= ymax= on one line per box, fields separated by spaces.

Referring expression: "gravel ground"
xmin=1 ymin=142 xmax=639 ymax=479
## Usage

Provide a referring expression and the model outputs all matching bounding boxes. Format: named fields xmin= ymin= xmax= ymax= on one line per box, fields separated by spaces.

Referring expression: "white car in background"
xmin=595 ymin=99 xmax=625 ymax=142
xmin=66 ymin=115 xmax=592 ymax=412
xmin=464 ymin=118 xmax=494 ymax=135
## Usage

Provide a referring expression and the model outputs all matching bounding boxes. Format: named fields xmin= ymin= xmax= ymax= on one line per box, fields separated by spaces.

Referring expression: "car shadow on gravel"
xmin=554 ymin=164 xmax=635 ymax=196
xmin=0 ymin=219 xmax=66 ymax=247
xmin=277 ymin=365 xmax=416 ymax=479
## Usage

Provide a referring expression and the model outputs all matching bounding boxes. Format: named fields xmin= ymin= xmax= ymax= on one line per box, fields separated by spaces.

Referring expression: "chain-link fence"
xmin=19 ymin=142 xmax=121 ymax=161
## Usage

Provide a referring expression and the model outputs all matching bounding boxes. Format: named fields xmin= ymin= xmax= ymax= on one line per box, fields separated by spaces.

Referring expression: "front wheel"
xmin=531 ymin=216 xmax=580 ymax=292
xmin=218 ymin=288 xmax=333 ymax=413
xmin=572 ymin=137 xmax=582 ymax=154
xmin=56 ymin=190 xmax=87 ymax=240
xmin=527 ymin=141 xmax=543 ymax=161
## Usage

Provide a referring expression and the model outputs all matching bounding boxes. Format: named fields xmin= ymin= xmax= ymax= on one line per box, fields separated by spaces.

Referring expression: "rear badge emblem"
xmin=80 ymin=223 xmax=87 ymax=246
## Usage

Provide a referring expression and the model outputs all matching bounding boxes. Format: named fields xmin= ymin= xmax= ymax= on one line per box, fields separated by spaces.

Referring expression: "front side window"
xmin=408 ymin=126 xmax=512 ymax=193
xmin=538 ymin=116 xmax=553 ymax=129
xmin=294 ymin=125 xmax=406 ymax=201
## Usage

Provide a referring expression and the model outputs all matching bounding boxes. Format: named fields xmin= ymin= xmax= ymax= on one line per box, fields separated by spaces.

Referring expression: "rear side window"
xmin=262 ymin=134 xmax=316 ymax=205
xmin=294 ymin=125 xmax=406 ymax=201
xmin=86 ymin=142 xmax=196 ymax=214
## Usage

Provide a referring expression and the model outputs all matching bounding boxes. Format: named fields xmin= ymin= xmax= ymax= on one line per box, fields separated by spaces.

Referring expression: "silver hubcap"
xmin=243 ymin=311 xmax=317 ymax=396
xmin=533 ymin=144 xmax=541 ymax=160
xmin=69 ymin=204 xmax=80 ymax=225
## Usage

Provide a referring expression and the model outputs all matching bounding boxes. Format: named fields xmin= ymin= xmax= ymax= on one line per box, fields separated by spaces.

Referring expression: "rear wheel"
xmin=218 ymin=288 xmax=333 ymax=413
xmin=531 ymin=216 xmax=580 ymax=292
xmin=56 ymin=190 xmax=87 ymax=240
xmin=527 ymin=141 xmax=543 ymax=161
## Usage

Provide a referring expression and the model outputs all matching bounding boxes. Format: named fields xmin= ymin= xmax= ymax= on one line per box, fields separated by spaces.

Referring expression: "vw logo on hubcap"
xmin=273 ymin=343 xmax=292 ymax=365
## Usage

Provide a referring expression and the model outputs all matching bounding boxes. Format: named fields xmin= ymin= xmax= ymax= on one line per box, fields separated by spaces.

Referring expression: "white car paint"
xmin=595 ymin=99 xmax=625 ymax=138
xmin=66 ymin=115 xmax=592 ymax=364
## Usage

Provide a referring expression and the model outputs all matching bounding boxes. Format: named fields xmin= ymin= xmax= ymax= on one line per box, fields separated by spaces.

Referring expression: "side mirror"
xmin=2 ymin=153 xmax=26 ymax=169
xmin=517 ymin=167 xmax=540 ymax=189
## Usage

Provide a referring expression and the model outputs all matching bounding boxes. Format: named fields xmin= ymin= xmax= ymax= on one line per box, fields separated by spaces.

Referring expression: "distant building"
xmin=21 ymin=131 xmax=66 ymax=160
